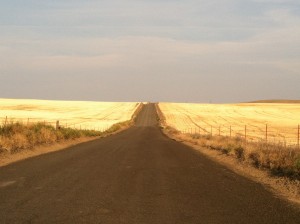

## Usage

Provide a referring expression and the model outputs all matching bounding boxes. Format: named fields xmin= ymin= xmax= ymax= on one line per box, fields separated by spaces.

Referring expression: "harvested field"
xmin=0 ymin=99 xmax=140 ymax=131
xmin=159 ymin=103 xmax=300 ymax=147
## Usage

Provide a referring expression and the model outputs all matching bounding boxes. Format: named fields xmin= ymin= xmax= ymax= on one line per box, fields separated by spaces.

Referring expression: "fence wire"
xmin=179 ymin=124 xmax=300 ymax=148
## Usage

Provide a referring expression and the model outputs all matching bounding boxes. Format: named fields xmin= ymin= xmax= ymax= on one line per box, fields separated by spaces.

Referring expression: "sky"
xmin=0 ymin=0 xmax=299 ymax=103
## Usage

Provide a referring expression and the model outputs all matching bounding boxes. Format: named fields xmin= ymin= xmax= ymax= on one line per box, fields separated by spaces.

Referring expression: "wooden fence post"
xmin=230 ymin=125 xmax=232 ymax=138
xmin=245 ymin=125 xmax=247 ymax=143
xmin=297 ymin=124 xmax=300 ymax=149
xmin=266 ymin=124 xmax=268 ymax=143
xmin=56 ymin=120 xmax=60 ymax=130
xmin=211 ymin=126 xmax=213 ymax=137
xmin=4 ymin=116 xmax=8 ymax=126
xmin=27 ymin=118 xmax=30 ymax=126
xmin=219 ymin=126 xmax=221 ymax=136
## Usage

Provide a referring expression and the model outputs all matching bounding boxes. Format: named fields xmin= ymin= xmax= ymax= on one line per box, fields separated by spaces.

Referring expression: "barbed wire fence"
xmin=0 ymin=116 xmax=111 ymax=133
xmin=180 ymin=123 xmax=300 ymax=149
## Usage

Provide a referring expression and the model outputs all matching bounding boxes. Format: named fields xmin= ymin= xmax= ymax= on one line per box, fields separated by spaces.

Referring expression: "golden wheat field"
xmin=159 ymin=103 xmax=300 ymax=146
xmin=0 ymin=99 xmax=139 ymax=131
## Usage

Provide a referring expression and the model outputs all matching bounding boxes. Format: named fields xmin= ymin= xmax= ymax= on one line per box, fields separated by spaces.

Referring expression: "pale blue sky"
xmin=0 ymin=0 xmax=299 ymax=102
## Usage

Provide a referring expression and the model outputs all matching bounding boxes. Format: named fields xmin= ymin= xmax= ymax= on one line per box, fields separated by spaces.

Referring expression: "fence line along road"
xmin=1 ymin=117 xmax=111 ymax=132
xmin=180 ymin=123 xmax=300 ymax=149
xmin=2 ymin=117 xmax=300 ymax=148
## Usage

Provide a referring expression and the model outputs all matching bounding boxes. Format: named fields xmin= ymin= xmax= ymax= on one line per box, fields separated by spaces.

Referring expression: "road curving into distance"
xmin=0 ymin=104 xmax=299 ymax=223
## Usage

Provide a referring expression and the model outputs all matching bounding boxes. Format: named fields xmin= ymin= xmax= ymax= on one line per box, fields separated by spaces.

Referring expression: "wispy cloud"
xmin=0 ymin=0 xmax=299 ymax=102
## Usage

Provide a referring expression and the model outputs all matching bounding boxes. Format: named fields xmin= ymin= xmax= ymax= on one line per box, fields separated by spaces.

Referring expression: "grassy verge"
xmin=0 ymin=122 xmax=102 ymax=154
xmin=165 ymin=128 xmax=300 ymax=203
xmin=105 ymin=102 xmax=144 ymax=134
xmin=155 ymin=103 xmax=300 ymax=180
xmin=155 ymin=104 xmax=300 ymax=203
xmin=184 ymin=133 xmax=300 ymax=180
xmin=160 ymin=125 xmax=300 ymax=180
xmin=0 ymin=120 xmax=139 ymax=154
xmin=0 ymin=104 xmax=144 ymax=154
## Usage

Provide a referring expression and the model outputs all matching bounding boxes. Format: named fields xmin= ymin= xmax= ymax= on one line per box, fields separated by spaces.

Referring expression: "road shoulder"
xmin=162 ymin=128 xmax=300 ymax=207
xmin=0 ymin=137 xmax=100 ymax=167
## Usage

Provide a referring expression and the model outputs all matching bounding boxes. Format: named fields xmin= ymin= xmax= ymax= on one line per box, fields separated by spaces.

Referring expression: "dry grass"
xmin=167 ymin=130 xmax=300 ymax=204
xmin=156 ymin=103 xmax=300 ymax=203
xmin=0 ymin=98 xmax=140 ymax=131
xmin=0 ymin=122 xmax=100 ymax=153
xmin=157 ymin=103 xmax=300 ymax=179
xmin=0 ymin=137 xmax=100 ymax=168
xmin=0 ymin=122 xmax=129 ymax=154
xmin=0 ymin=111 xmax=140 ymax=154
xmin=186 ymin=133 xmax=300 ymax=180
xmin=159 ymin=102 xmax=300 ymax=146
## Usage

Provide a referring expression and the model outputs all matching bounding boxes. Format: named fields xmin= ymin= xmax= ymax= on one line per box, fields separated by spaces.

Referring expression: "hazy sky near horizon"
xmin=0 ymin=0 xmax=299 ymax=103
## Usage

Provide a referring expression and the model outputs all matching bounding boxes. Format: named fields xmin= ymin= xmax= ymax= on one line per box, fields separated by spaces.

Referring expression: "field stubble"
xmin=0 ymin=99 xmax=140 ymax=131
xmin=159 ymin=103 xmax=300 ymax=147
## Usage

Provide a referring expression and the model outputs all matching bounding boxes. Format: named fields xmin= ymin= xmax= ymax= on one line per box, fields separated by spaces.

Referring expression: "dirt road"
xmin=0 ymin=104 xmax=299 ymax=223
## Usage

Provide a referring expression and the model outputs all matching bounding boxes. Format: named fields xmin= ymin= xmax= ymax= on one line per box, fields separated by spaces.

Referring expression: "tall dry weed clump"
xmin=169 ymin=130 xmax=300 ymax=180
xmin=0 ymin=122 xmax=102 ymax=154
xmin=0 ymin=119 xmax=135 ymax=154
